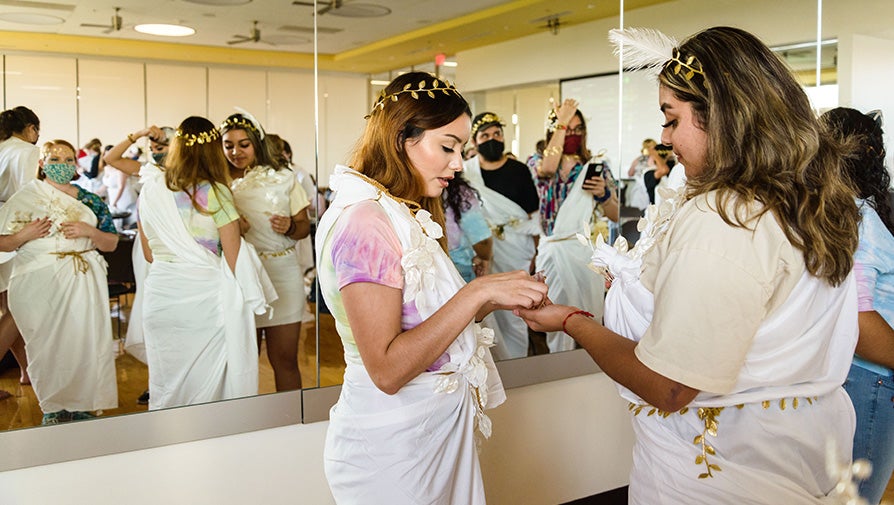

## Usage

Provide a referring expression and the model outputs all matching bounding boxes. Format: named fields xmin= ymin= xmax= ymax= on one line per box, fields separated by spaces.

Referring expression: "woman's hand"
xmin=268 ymin=214 xmax=291 ymax=234
xmin=515 ymin=303 xmax=579 ymax=333
xmin=556 ymin=98 xmax=579 ymax=126
xmin=468 ymin=270 xmax=549 ymax=320
xmin=17 ymin=217 xmax=52 ymax=243
xmin=582 ymin=174 xmax=608 ymax=198
xmin=59 ymin=221 xmax=95 ymax=240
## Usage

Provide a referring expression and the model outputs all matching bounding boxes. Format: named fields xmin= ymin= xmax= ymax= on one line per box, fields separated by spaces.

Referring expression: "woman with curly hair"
xmin=823 ymin=106 xmax=894 ymax=505
xmin=519 ymin=27 xmax=861 ymax=503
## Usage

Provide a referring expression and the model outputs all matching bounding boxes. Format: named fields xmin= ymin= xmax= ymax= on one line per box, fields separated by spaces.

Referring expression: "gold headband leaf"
xmin=366 ymin=78 xmax=462 ymax=119
xmin=176 ymin=127 xmax=220 ymax=147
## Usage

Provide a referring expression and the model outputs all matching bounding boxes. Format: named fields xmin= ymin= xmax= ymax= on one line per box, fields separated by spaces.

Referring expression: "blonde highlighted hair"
xmin=164 ymin=116 xmax=231 ymax=214
xmin=659 ymin=26 xmax=859 ymax=285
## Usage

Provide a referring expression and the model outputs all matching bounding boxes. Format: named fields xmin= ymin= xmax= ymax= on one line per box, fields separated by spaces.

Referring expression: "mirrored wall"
xmin=3 ymin=0 xmax=894 ymax=473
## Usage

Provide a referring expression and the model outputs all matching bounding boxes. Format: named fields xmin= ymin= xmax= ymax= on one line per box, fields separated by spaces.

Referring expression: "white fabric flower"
xmin=414 ymin=209 xmax=443 ymax=239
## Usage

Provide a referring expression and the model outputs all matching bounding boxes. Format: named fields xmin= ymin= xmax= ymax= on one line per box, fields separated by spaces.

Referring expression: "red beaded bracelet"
xmin=562 ymin=310 xmax=594 ymax=334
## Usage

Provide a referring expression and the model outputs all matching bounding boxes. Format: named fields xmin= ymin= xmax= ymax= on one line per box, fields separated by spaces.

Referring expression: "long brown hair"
xmin=351 ymin=71 xmax=471 ymax=251
xmin=164 ymin=116 xmax=231 ymax=214
xmin=660 ymin=26 xmax=859 ymax=285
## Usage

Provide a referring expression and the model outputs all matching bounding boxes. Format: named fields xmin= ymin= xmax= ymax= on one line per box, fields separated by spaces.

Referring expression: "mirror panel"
xmin=17 ymin=0 xmax=894 ymax=474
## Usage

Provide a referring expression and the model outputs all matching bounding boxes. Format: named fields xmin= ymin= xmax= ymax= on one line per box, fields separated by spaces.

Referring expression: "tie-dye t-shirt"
xmin=147 ymin=181 xmax=240 ymax=261
xmin=853 ymin=200 xmax=894 ymax=375
xmin=319 ymin=200 xmax=447 ymax=370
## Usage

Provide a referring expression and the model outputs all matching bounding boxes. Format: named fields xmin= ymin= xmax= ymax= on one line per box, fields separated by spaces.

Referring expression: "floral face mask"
xmin=43 ymin=163 xmax=77 ymax=184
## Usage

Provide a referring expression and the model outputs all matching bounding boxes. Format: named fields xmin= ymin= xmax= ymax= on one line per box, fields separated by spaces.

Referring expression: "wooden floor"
xmin=0 ymin=294 xmax=346 ymax=430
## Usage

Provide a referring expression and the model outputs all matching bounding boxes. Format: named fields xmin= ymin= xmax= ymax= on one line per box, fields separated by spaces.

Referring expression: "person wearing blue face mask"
xmin=0 ymin=139 xmax=119 ymax=424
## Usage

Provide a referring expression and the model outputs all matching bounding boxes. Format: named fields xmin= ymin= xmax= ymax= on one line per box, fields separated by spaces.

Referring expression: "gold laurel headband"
xmin=666 ymin=47 xmax=705 ymax=80
xmin=219 ymin=116 xmax=258 ymax=134
xmin=366 ymin=78 xmax=462 ymax=119
xmin=471 ymin=112 xmax=505 ymax=137
xmin=176 ymin=127 xmax=221 ymax=147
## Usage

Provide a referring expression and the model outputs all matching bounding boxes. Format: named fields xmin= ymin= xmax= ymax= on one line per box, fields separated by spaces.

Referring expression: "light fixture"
xmin=0 ymin=12 xmax=64 ymax=25
xmin=370 ymin=80 xmax=390 ymax=86
xmin=442 ymin=61 xmax=458 ymax=68
xmin=135 ymin=23 xmax=196 ymax=37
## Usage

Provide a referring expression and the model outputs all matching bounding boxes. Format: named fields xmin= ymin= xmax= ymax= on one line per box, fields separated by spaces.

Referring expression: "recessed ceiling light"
xmin=183 ymin=0 xmax=251 ymax=5
xmin=0 ymin=12 xmax=64 ymax=25
xmin=135 ymin=23 xmax=196 ymax=37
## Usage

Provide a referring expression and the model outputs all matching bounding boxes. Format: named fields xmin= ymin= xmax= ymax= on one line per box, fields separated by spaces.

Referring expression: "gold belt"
xmin=51 ymin=250 xmax=92 ymax=274
xmin=258 ymin=247 xmax=295 ymax=259
xmin=629 ymin=397 xmax=818 ymax=479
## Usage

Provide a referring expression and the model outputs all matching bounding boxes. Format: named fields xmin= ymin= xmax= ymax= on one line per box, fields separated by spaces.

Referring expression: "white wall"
xmin=1 ymin=54 xmax=364 ymax=183
xmin=0 ymin=373 xmax=633 ymax=505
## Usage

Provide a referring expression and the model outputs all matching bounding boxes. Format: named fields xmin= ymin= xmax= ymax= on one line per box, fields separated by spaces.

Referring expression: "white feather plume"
xmin=608 ymin=27 xmax=677 ymax=76
xmin=233 ymin=106 xmax=265 ymax=140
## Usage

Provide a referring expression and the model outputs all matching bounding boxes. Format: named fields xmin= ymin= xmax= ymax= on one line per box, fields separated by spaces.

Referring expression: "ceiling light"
xmin=183 ymin=0 xmax=251 ymax=5
xmin=442 ymin=61 xmax=457 ymax=68
xmin=0 ymin=12 xmax=64 ymax=25
xmin=135 ymin=24 xmax=196 ymax=37
xmin=370 ymin=80 xmax=390 ymax=86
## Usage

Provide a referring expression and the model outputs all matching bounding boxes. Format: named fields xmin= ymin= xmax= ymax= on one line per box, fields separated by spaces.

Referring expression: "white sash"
xmin=139 ymin=165 xmax=276 ymax=408
xmin=463 ymin=156 xmax=540 ymax=359
xmin=317 ymin=165 xmax=505 ymax=504
xmin=536 ymin=171 xmax=604 ymax=352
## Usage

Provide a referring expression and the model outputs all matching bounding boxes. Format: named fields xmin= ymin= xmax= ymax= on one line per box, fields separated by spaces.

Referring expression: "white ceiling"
xmin=0 ymin=0 xmax=510 ymax=54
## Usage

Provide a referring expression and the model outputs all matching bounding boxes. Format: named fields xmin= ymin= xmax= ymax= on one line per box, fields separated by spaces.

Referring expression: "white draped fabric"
xmin=536 ymin=170 xmax=604 ymax=353
xmin=123 ymin=236 xmax=148 ymax=364
xmin=463 ymin=156 xmax=540 ymax=359
xmin=0 ymin=180 xmax=117 ymax=413
xmin=231 ymin=166 xmax=306 ymax=328
xmin=139 ymin=166 xmax=276 ymax=410
xmin=590 ymin=191 xmax=858 ymax=504
xmin=317 ymin=165 xmax=505 ymax=504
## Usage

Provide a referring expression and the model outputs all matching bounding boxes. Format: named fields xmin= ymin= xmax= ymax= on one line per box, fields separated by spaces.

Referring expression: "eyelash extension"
xmin=661 ymin=120 xmax=676 ymax=128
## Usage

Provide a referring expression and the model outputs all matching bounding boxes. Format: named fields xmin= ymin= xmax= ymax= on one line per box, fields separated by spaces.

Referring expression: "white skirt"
xmin=257 ymin=250 xmax=305 ymax=328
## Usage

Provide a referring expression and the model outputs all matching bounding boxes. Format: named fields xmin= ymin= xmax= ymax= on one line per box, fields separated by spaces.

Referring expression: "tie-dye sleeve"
xmin=330 ymin=200 xmax=404 ymax=291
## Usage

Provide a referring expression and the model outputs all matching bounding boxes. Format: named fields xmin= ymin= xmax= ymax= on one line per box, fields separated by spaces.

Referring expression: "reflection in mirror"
xmin=14 ymin=0 xmax=894 ymax=475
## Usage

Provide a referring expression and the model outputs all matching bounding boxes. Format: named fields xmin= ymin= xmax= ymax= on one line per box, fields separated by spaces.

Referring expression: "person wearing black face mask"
xmin=527 ymin=98 xmax=619 ymax=354
xmin=463 ymin=112 xmax=541 ymax=359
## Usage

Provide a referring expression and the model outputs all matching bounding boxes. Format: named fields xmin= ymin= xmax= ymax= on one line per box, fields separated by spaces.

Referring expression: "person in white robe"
xmin=222 ymin=115 xmax=311 ymax=392
xmin=138 ymin=116 xmax=274 ymax=410
xmin=0 ymin=139 xmax=119 ymax=424
xmin=518 ymin=26 xmax=863 ymax=504
xmin=528 ymin=100 xmax=620 ymax=353
xmin=464 ymin=112 xmax=541 ymax=359
xmin=0 ymin=105 xmax=41 ymax=393
xmin=318 ymin=73 xmax=548 ymax=504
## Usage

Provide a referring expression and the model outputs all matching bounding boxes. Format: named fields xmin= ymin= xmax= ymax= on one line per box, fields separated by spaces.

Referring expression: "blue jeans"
xmin=843 ymin=363 xmax=894 ymax=505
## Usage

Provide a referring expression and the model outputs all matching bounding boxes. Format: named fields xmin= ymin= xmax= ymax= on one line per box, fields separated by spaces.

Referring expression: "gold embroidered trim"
xmin=258 ymin=247 xmax=295 ymax=259
xmin=52 ymin=250 xmax=92 ymax=274
xmin=628 ymin=396 xmax=820 ymax=479
xmin=490 ymin=218 xmax=520 ymax=240
xmin=348 ymin=172 xmax=422 ymax=216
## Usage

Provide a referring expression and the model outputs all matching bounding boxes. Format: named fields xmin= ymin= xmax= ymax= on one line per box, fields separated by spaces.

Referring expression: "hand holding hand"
xmin=470 ymin=270 xmax=549 ymax=313
xmin=16 ymin=217 xmax=51 ymax=243
xmin=59 ymin=221 xmax=94 ymax=240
